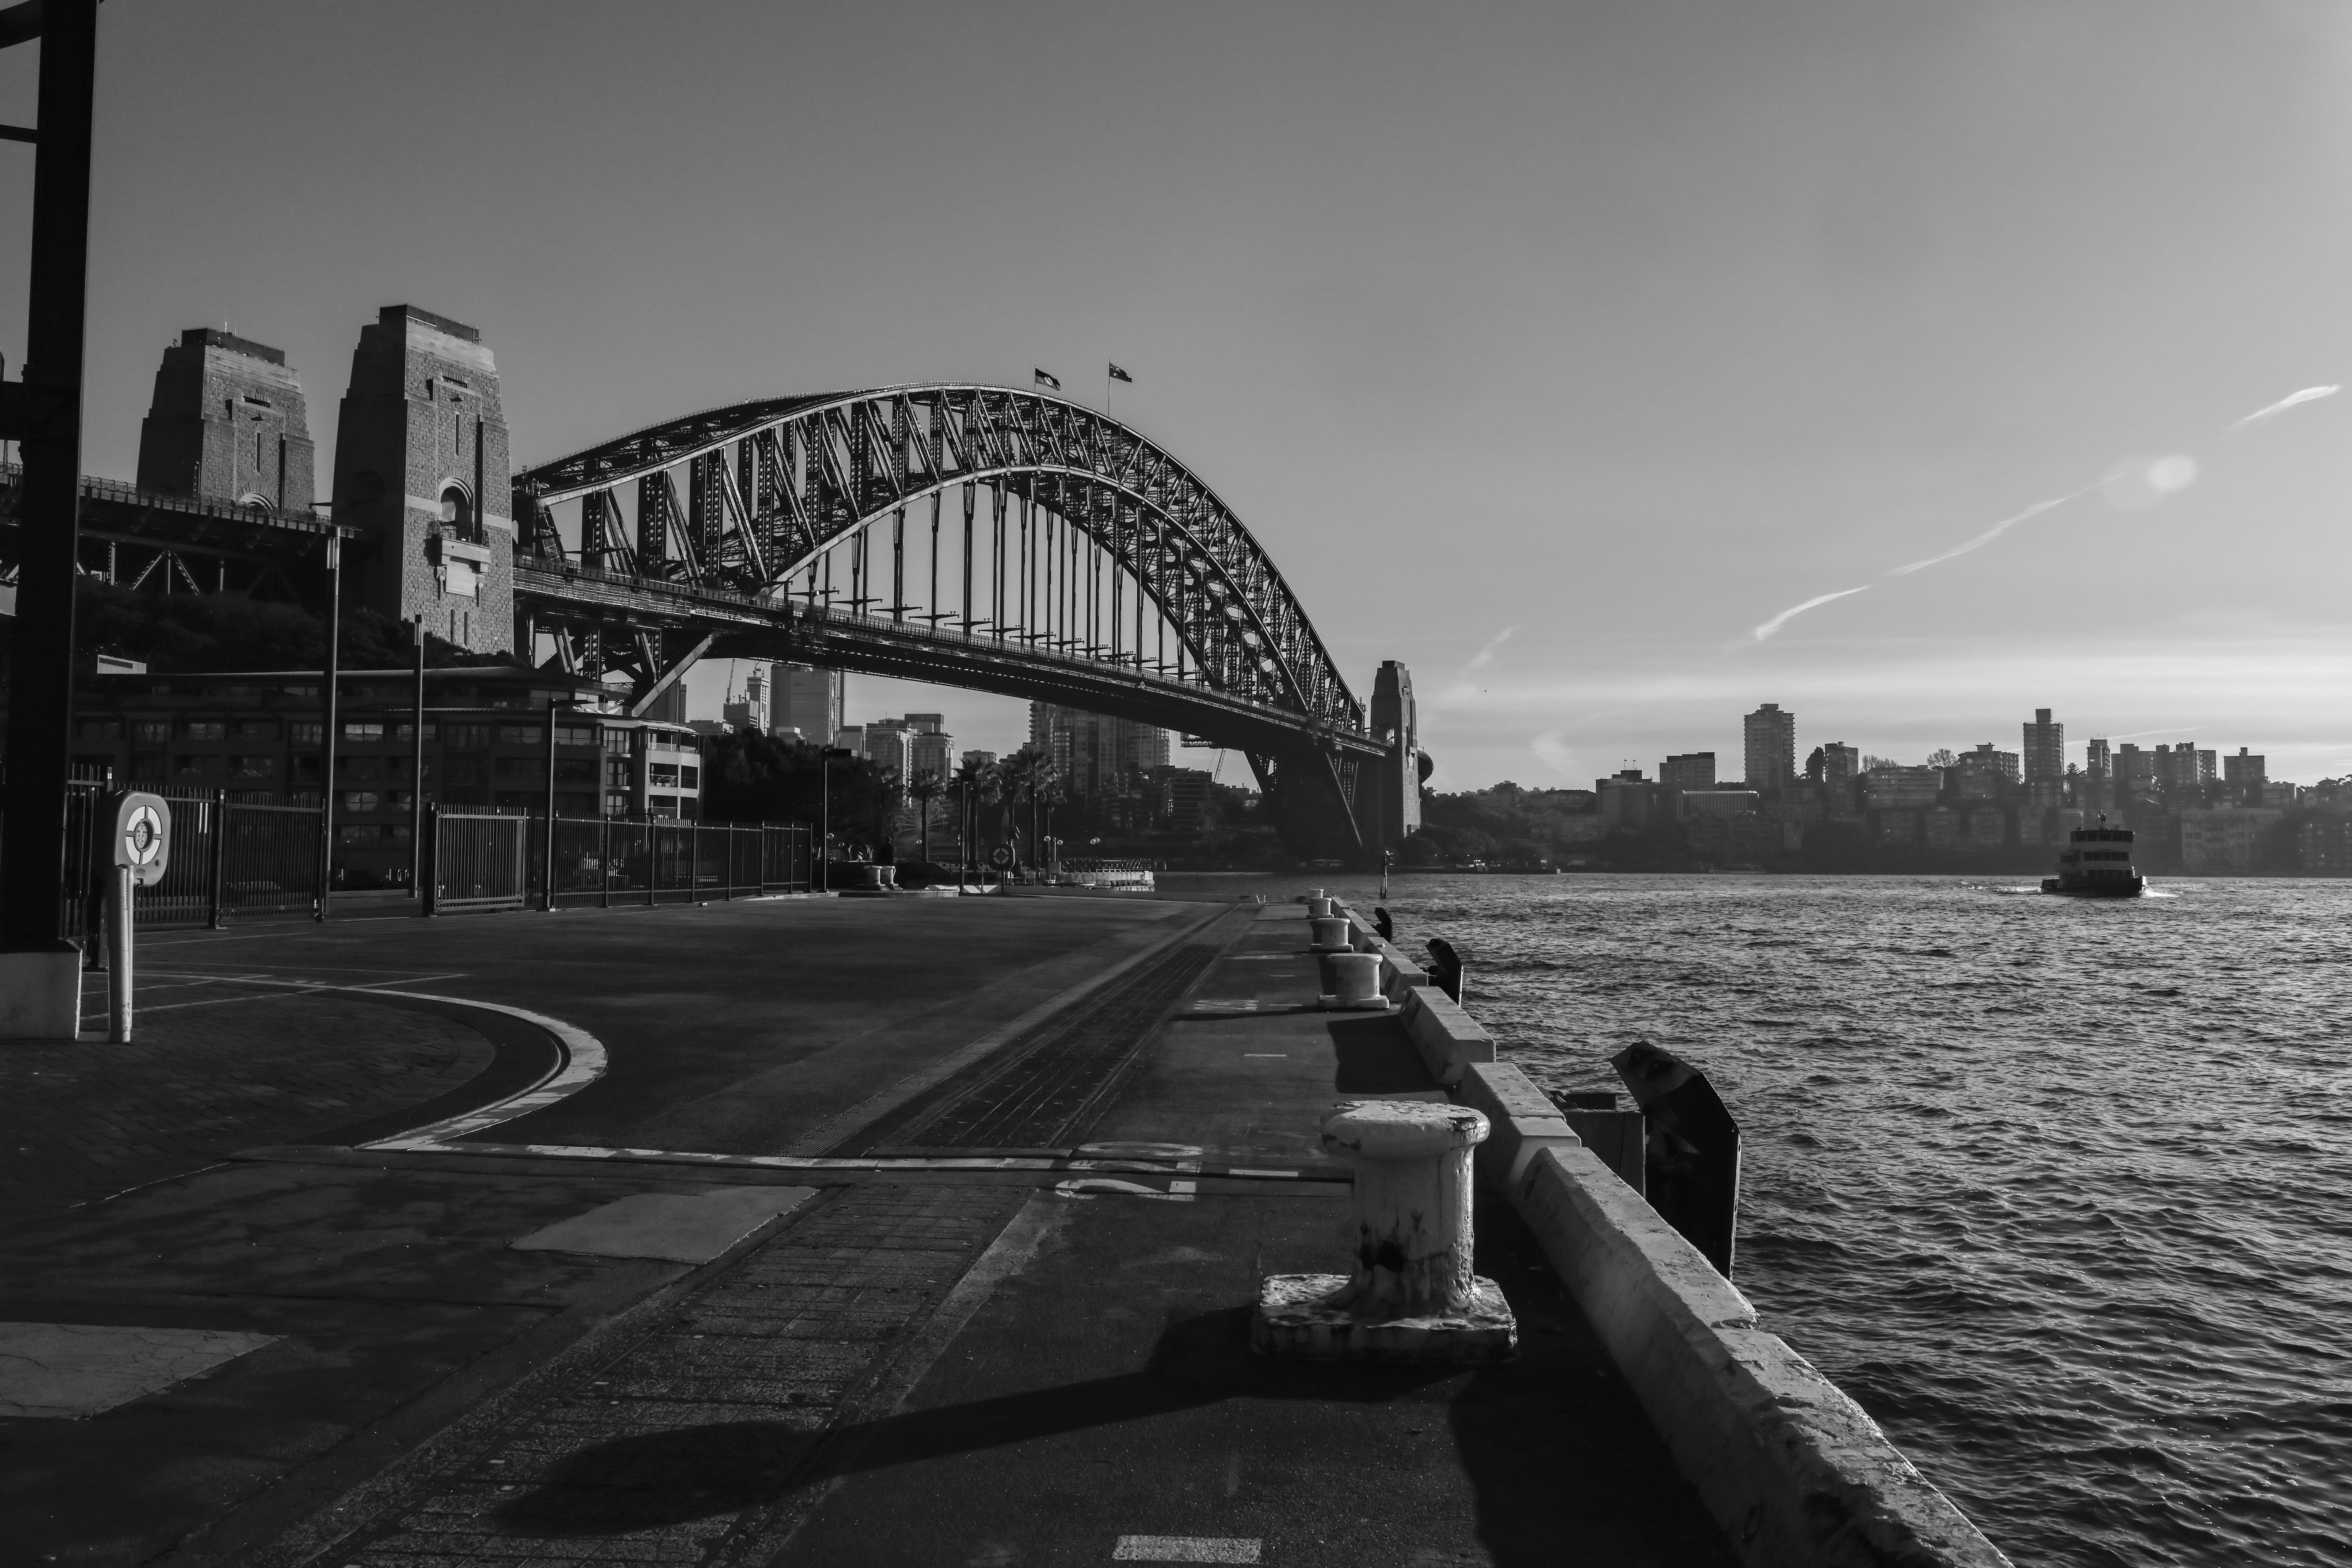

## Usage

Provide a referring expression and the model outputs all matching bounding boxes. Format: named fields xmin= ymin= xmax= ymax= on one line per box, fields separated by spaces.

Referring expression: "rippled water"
xmin=1161 ymin=872 xmax=2352 ymax=1568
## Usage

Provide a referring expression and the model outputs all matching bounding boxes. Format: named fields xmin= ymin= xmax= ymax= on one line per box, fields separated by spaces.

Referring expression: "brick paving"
xmin=298 ymin=1182 xmax=1025 ymax=1568
xmin=0 ymin=990 xmax=493 ymax=1230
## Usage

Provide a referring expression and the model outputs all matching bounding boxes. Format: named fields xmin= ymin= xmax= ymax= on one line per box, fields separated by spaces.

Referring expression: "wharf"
xmin=0 ymin=893 xmax=1740 ymax=1566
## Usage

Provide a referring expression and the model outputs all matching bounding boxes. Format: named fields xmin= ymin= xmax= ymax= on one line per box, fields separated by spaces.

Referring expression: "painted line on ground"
xmin=1113 ymin=1538 xmax=1262 ymax=1564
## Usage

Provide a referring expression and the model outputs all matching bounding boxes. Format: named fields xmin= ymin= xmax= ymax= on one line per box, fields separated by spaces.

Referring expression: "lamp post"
xmin=409 ymin=617 xmax=426 ymax=902
xmin=316 ymin=534 xmax=341 ymax=920
xmin=818 ymin=746 xmax=853 ymax=893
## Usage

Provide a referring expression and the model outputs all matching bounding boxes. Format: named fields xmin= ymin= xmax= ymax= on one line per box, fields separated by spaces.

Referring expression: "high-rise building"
xmin=875 ymin=714 xmax=953 ymax=782
xmin=2085 ymin=738 xmax=2111 ymax=778
xmin=1742 ymin=704 xmax=1795 ymax=791
xmin=772 ymin=663 xmax=844 ymax=742
xmin=720 ymin=666 xmax=769 ymax=734
xmin=2023 ymin=708 xmax=2064 ymax=782
xmin=1028 ymin=703 xmax=1170 ymax=796
xmin=2224 ymin=748 xmax=2267 ymax=803
xmin=1660 ymin=752 xmax=1716 ymax=790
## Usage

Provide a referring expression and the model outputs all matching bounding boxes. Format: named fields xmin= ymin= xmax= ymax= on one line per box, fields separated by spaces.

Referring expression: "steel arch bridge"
xmin=511 ymin=385 xmax=1399 ymax=847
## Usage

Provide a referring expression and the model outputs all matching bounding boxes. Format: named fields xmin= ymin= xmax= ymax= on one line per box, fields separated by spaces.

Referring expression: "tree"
xmin=951 ymin=756 xmax=989 ymax=874
xmin=1924 ymin=748 xmax=1957 ymax=769
xmin=908 ymin=768 xmax=944 ymax=864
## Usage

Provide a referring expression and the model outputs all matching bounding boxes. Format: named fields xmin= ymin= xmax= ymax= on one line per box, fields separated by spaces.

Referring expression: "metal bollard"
xmin=1251 ymin=1100 xmax=1516 ymax=1360
xmin=1317 ymin=951 xmax=1389 ymax=1010
xmin=1308 ymin=916 xmax=1352 ymax=950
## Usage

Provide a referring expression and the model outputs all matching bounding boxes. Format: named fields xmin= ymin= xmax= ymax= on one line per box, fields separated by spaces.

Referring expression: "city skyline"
xmin=7 ymin=3 xmax=2351 ymax=788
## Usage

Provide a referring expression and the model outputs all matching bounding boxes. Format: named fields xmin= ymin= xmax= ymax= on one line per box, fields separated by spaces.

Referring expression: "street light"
xmin=818 ymin=746 xmax=854 ymax=893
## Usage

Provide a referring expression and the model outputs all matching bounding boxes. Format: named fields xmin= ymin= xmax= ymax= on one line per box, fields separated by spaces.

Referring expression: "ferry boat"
xmin=2042 ymin=817 xmax=2145 ymax=897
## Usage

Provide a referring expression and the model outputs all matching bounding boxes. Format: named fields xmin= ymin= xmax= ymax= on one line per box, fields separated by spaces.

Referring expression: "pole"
xmin=410 ymin=617 xmax=426 ymax=900
xmin=316 ymin=535 xmax=341 ymax=919
xmin=542 ymin=695 xmax=559 ymax=910
xmin=819 ymin=753 xmax=831 ymax=893
xmin=107 ymin=863 xmax=131 ymax=1043
xmin=206 ymin=790 xmax=226 ymax=930
xmin=0 ymin=0 xmax=97 ymax=961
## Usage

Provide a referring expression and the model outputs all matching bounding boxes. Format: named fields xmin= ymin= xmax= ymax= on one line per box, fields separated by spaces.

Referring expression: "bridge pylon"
xmin=329 ymin=305 xmax=514 ymax=653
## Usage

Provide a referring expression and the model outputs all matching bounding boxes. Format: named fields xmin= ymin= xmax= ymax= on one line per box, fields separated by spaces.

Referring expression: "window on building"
xmin=133 ymin=720 xmax=169 ymax=746
xmin=445 ymin=723 xmax=489 ymax=751
xmin=440 ymin=484 xmax=475 ymax=542
xmin=289 ymin=721 xmax=322 ymax=746
xmin=130 ymin=752 xmax=166 ymax=781
xmin=444 ymin=758 xmax=485 ymax=785
xmin=338 ymin=756 xmax=383 ymax=781
xmin=497 ymin=724 xmax=544 ymax=747
xmin=556 ymin=724 xmax=597 ymax=747
xmin=649 ymin=763 xmax=680 ymax=788
xmin=233 ymin=719 xmax=277 ymax=741
xmin=603 ymin=729 xmax=633 ymax=754
xmin=176 ymin=755 xmax=225 ymax=776
xmin=343 ymin=721 xmax=385 ymax=743
xmin=77 ymin=719 xmax=122 ymax=741
xmin=342 ymin=791 xmax=380 ymax=813
xmin=391 ymin=721 xmax=436 ymax=742
xmin=555 ymin=759 xmax=596 ymax=785
xmin=231 ymin=756 xmax=275 ymax=778
xmin=680 ymin=766 xmax=699 ymax=789
xmin=493 ymin=756 xmax=540 ymax=780
xmin=648 ymin=794 xmax=679 ymax=817
xmin=180 ymin=720 xmax=226 ymax=741
xmin=606 ymin=792 xmax=632 ymax=817
xmin=606 ymin=759 xmax=633 ymax=787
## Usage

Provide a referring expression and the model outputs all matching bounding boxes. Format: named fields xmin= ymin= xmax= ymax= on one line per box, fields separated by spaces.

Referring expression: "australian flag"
xmin=1108 ymin=363 xmax=1132 ymax=383
xmin=1033 ymin=368 xmax=1061 ymax=391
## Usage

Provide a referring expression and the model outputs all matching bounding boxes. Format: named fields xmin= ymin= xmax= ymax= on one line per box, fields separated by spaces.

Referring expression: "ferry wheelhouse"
xmin=2042 ymin=818 xmax=2145 ymax=897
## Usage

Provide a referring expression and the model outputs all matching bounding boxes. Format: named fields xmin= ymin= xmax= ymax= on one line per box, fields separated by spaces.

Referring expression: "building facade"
xmin=66 ymin=664 xmax=709 ymax=888
xmin=1029 ymin=702 xmax=1170 ymax=797
xmin=1742 ymin=703 xmax=1795 ymax=791
xmin=772 ymin=663 xmax=845 ymax=742
xmin=2023 ymin=708 xmax=2064 ymax=783
xmin=1660 ymin=752 xmax=1716 ymax=790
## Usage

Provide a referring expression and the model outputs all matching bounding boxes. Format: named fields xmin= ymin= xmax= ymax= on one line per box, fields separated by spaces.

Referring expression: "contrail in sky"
xmin=2231 ymin=385 xmax=2339 ymax=429
xmin=1466 ymin=627 xmax=1514 ymax=669
xmin=1742 ymin=382 xmax=2337 ymax=645
xmin=1885 ymin=492 xmax=2085 ymax=577
xmin=1752 ymin=586 xmax=1870 ymax=642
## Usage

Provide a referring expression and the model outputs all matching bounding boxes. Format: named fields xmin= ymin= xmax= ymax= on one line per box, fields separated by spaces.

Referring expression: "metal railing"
xmin=419 ymin=809 xmax=813 ymax=915
xmin=48 ymin=781 xmax=324 ymax=933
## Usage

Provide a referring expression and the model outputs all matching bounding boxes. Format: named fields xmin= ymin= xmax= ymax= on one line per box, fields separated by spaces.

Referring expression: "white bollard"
xmin=1318 ymin=951 xmax=1388 ymax=1010
xmin=1252 ymin=1100 xmax=1516 ymax=1360
xmin=1308 ymin=916 xmax=1352 ymax=950
xmin=1305 ymin=897 xmax=1335 ymax=918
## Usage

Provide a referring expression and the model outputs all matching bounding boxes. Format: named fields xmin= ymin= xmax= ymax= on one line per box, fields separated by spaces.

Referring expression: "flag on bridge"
xmin=1108 ymin=363 xmax=1132 ymax=383
xmin=1033 ymin=368 xmax=1061 ymax=391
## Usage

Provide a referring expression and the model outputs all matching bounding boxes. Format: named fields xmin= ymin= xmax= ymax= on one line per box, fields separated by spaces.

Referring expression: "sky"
xmin=4 ymin=0 xmax=2350 ymax=786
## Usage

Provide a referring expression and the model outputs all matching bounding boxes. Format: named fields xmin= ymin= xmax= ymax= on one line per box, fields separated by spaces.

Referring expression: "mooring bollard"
xmin=1252 ymin=1100 xmax=1516 ymax=1361
xmin=1306 ymin=896 xmax=1335 ymax=918
xmin=1317 ymin=951 xmax=1389 ymax=1010
xmin=1308 ymin=915 xmax=1352 ymax=950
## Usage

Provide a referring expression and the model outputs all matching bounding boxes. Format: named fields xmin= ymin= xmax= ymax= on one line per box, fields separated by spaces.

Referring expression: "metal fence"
xmin=537 ymin=817 xmax=812 ymax=910
xmin=427 ymin=809 xmax=531 ymax=915
xmin=53 ymin=781 xmax=324 ymax=934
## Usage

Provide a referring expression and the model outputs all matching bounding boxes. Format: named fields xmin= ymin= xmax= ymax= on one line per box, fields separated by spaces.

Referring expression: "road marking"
xmin=1113 ymin=1538 xmax=1262 ymax=1564
xmin=1055 ymin=1178 xmax=1196 ymax=1202
xmin=1224 ymin=1167 xmax=1300 ymax=1179
xmin=1077 ymin=1141 xmax=1203 ymax=1159
xmin=1241 ymin=1053 xmax=1287 ymax=1058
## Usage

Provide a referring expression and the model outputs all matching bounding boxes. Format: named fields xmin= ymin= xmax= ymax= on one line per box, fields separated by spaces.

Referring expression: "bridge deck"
xmin=0 ymin=895 xmax=1729 ymax=1567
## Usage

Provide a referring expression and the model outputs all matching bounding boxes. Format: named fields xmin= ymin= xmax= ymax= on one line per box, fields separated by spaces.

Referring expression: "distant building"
xmin=1816 ymin=742 xmax=1859 ymax=793
xmin=1029 ymin=703 xmax=1170 ymax=797
xmin=1660 ymin=752 xmax=1716 ymax=790
xmin=1679 ymin=789 xmax=1759 ymax=821
xmin=2085 ymin=737 xmax=2112 ymax=778
xmin=1861 ymin=764 xmax=1942 ymax=810
xmin=1743 ymin=704 xmax=1796 ymax=792
xmin=2224 ymin=748 xmax=2267 ymax=804
xmin=720 ymin=666 xmax=769 ymax=734
xmin=137 ymin=328 xmax=316 ymax=513
xmin=2114 ymin=743 xmax=2155 ymax=794
xmin=2180 ymin=806 xmax=2283 ymax=875
xmin=773 ymin=664 xmax=844 ymax=743
xmin=961 ymin=749 xmax=997 ymax=772
xmin=1150 ymin=765 xmax=1214 ymax=831
xmin=2023 ymin=709 xmax=2064 ymax=783
xmin=1954 ymin=744 xmax=2020 ymax=799
xmin=2298 ymin=816 xmax=2352 ymax=875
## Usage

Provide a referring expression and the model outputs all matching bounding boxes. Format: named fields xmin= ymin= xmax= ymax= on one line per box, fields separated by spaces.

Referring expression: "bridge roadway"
xmin=0 ymin=894 xmax=1734 ymax=1567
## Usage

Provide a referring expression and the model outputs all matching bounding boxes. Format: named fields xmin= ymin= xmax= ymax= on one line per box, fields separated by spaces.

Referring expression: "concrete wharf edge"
xmin=1334 ymin=900 xmax=2013 ymax=1568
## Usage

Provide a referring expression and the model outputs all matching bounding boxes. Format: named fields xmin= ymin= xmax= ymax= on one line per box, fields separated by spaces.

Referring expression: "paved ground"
xmin=0 ymin=893 xmax=1734 ymax=1568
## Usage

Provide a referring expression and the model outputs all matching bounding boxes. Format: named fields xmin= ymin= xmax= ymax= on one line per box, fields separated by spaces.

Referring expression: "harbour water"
xmin=1162 ymin=872 xmax=2352 ymax=1568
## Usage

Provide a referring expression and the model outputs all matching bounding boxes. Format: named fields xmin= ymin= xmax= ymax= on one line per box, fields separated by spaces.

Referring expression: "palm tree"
xmin=995 ymin=748 xmax=1037 ymax=874
xmin=951 ymin=756 xmax=989 ymax=881
xmin=908 ymin=768 xmax=944 ymax=865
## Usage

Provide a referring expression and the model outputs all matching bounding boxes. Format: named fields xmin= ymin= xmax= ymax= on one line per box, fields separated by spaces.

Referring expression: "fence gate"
xmin=429 ymin=809 xmax=530 ymax=915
